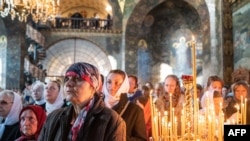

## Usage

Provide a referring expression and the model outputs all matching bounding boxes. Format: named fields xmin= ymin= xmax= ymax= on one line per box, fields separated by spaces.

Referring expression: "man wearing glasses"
xmin=0 ymin=90 xmax=22 ymax=141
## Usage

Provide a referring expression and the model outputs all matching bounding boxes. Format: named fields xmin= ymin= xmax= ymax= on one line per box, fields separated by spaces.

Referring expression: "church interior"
xmin=0 ymin=0 xmax=250 ymax=90
xmin=1 ymin=0 xmax=250 ymax=140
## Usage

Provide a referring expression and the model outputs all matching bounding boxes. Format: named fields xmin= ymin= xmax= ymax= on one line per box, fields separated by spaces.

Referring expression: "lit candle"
xmin=208 ymin=115 xmax=211 ymax=141
xmin=158 ymin=112 xmax=162 ymax=137
xmin=236 ymin=104 xmax=239 ymax=124
xmin=169 ymin=93 xmax=173 ymax=140
xmin=244 ymin=98 xmax=247 ymax=124
xmin=241 ymin=96 xmax=243 ymax=124
xmin=164 ymin=111 xmax=168 ymax=139
xmin=154 ymin=116 xmax=159 ymax=141
xmin=181 ymin=110 xmax=185 ymax=138
xmin=174 ymin=116 xmax=177 ymax=141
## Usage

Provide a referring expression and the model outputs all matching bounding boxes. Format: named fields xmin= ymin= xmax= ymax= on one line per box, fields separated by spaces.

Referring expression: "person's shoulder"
xmin=47 ymin=106 xmax=70 ymax=119
xmin=100 ymin=106 xmax=124 ymax=120
xmin=128 ymin=101 xmax=144 ymax=112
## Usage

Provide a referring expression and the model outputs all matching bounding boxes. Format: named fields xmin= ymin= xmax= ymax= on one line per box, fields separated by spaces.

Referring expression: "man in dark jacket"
xmin=38 ymin=62 xmax=126 ymax=141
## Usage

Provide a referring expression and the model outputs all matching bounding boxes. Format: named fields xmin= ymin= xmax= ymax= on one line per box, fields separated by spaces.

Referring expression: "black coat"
xmin=0 ymin=122 xmax=21 ymax=141
xmin=113 ymin=94 xmax=147 ymax=141
xmin=38 ymin=94 xmax=126 ymax=141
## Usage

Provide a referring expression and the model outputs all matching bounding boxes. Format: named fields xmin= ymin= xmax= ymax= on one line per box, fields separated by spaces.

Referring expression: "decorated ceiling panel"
xmin=58 ymin=0 xmax=111 ymax=18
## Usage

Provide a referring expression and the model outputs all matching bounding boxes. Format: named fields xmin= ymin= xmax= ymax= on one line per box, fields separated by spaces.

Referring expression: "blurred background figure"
xmin=0 ymin=90 xmax=23 ymax=141
xmin=196 ymin=83 xmax=204 ymax=109
xmin=31 ymin=81 xmax=46 ymax=110
xmin=16 ymin=105 xmax=46 ymax=141
xmin=224 ymin=81 xmax=250 ymax=124
xmin=222 ymin=85 xmax=230 ymax=98
xmin=135 ymin=85 xmax=152 ymax=140
xmin=104 ymin=13 xmax=112 ymax=30
xmin=22 ymin=80 xmax=34 ymax=106
xmin=127 ymin=74 xmax=142 ymax=102
xmin=153 ymin=82 xmax=164 ymax=100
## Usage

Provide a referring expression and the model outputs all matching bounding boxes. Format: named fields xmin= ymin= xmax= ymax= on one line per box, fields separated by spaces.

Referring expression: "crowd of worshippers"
xmin=0 ymin=62 xmax=250 ymax=141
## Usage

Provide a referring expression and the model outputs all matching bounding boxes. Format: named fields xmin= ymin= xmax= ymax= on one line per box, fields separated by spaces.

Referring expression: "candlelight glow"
xmin=149 ymin=37 xmax=248 ymax=140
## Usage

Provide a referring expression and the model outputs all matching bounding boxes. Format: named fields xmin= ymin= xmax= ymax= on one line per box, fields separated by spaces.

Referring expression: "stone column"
xmin=202 ymin=0 xmax=224 ymax=84
xmin=2 ymin=16 xmax=26 ymax=90
xmin=222 ymin=0 xmax=234 ymax=85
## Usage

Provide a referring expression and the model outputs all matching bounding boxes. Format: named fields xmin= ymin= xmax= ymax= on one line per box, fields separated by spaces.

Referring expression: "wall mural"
xmin=0 ymin=18 xmax=7 ymax=88
xmin=125 ymin=0 xmax=206 ymax=85
xmin=233 ymin=2 xmax=250 ymax=69
xmin=0 ymin=35 xmax=7 ymax=88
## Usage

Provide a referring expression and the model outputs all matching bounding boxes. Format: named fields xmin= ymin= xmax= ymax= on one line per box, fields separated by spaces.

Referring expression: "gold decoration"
xmin=0 ymin=0 xmax=59 ymax=22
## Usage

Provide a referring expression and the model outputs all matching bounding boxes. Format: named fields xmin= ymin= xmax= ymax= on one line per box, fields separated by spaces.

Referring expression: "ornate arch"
xmin=42 ymin=38 xmax=112 ymax=77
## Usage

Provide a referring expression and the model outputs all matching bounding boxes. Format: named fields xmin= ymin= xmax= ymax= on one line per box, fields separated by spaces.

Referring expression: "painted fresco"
xmin=233 ymin=3 xmax=250 ymax=69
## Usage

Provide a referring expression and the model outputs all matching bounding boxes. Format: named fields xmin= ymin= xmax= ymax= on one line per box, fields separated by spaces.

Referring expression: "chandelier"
xmin=0 ymin=0 xmax=59 ymax=22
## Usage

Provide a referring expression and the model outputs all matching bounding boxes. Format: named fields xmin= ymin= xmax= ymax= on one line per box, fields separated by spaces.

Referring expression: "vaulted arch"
xmin=42 ymin=38 xmax=112 ymax=77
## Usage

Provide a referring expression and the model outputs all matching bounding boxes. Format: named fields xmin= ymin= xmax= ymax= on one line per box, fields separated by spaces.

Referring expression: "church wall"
xmin=233 ymin=1 xmax=250 ymax=71
xmin=0 ymin=18 xmax=7 ymax=89
xmin=125 ymin=0 xmax=218 ymax=86
xmin=0 ymin=16 xmax=27 ymax=89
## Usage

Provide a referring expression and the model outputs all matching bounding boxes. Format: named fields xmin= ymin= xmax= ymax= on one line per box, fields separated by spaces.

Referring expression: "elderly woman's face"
xmin=0 ymin=94 xmax=13 ymax=118
xmin=106 ymin=73 xmax=124 ymax=96
xmin=32 ymin=86 xmax=44 ymax=101
xmin=20 ymin=109 xmax=38 ymax=136
xmin=64 ymin=76 xmax=94 ymax=106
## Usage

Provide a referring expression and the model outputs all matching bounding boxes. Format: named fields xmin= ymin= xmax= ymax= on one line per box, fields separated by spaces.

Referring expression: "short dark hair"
xmin=128 ymin=74 xmax=138 ymax=88
xmin=196 ymin=84 xmax=203 ymax=90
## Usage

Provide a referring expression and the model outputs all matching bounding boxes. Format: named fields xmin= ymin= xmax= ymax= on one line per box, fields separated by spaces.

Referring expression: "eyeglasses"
xmin=0 ymin=100 xmax=13 ymax=105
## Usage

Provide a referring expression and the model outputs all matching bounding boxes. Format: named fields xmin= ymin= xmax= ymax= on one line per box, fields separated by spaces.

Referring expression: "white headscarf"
xmin=0 ymin=91 xmax=23 ymax=139
xmin=103 ymin=71 xmax=130 ymax=108
xmin=200 ymin=89 xmax=215 ymax=109
xmin=32 ymin=81 xmax=46 ymax=105
xmin=45 ymin=81 xmax=65 ymax=115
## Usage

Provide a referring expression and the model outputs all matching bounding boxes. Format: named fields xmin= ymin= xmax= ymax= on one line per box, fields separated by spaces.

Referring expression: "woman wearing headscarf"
xmin=44 ymin=79 xmax=70 ymax=115
xmin=103 ymin=69 xmax=147 ymax=141
xmin=31 ymin=81 xmax=46 ymax=110
xmin=224 ymin=80 xmax=250 ymax=124
xmin=15 ymin=105 xmax=46 ymax=141
xmin=38 ymin=62 xmax=126 ymax=141
xmin=200 ymin=75 xmax=224 ymax=109
xmin=0 ymin=90 xmax=23 ymax=141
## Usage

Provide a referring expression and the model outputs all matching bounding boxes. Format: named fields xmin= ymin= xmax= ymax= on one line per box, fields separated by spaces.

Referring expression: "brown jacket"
xmin=38 ymin=94 xmax=126 ymax=141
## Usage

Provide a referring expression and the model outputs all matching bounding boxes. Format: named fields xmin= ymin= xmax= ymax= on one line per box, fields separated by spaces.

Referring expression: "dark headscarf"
xmin=65 ymin=62 xmax=100 ymax=91
xmin=17 ymin=105 xmax=46 ymax=141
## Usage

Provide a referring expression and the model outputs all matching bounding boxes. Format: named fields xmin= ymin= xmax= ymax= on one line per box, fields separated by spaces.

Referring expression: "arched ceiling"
xmin=58 ymin=0 xmax=112 ymax=18
xmin=42 ymin=39 xmax=112 ymax=77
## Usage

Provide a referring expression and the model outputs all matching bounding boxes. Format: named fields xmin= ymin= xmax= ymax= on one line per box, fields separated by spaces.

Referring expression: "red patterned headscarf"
xmin=65 ymin=62 xmax=100 ymax=91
